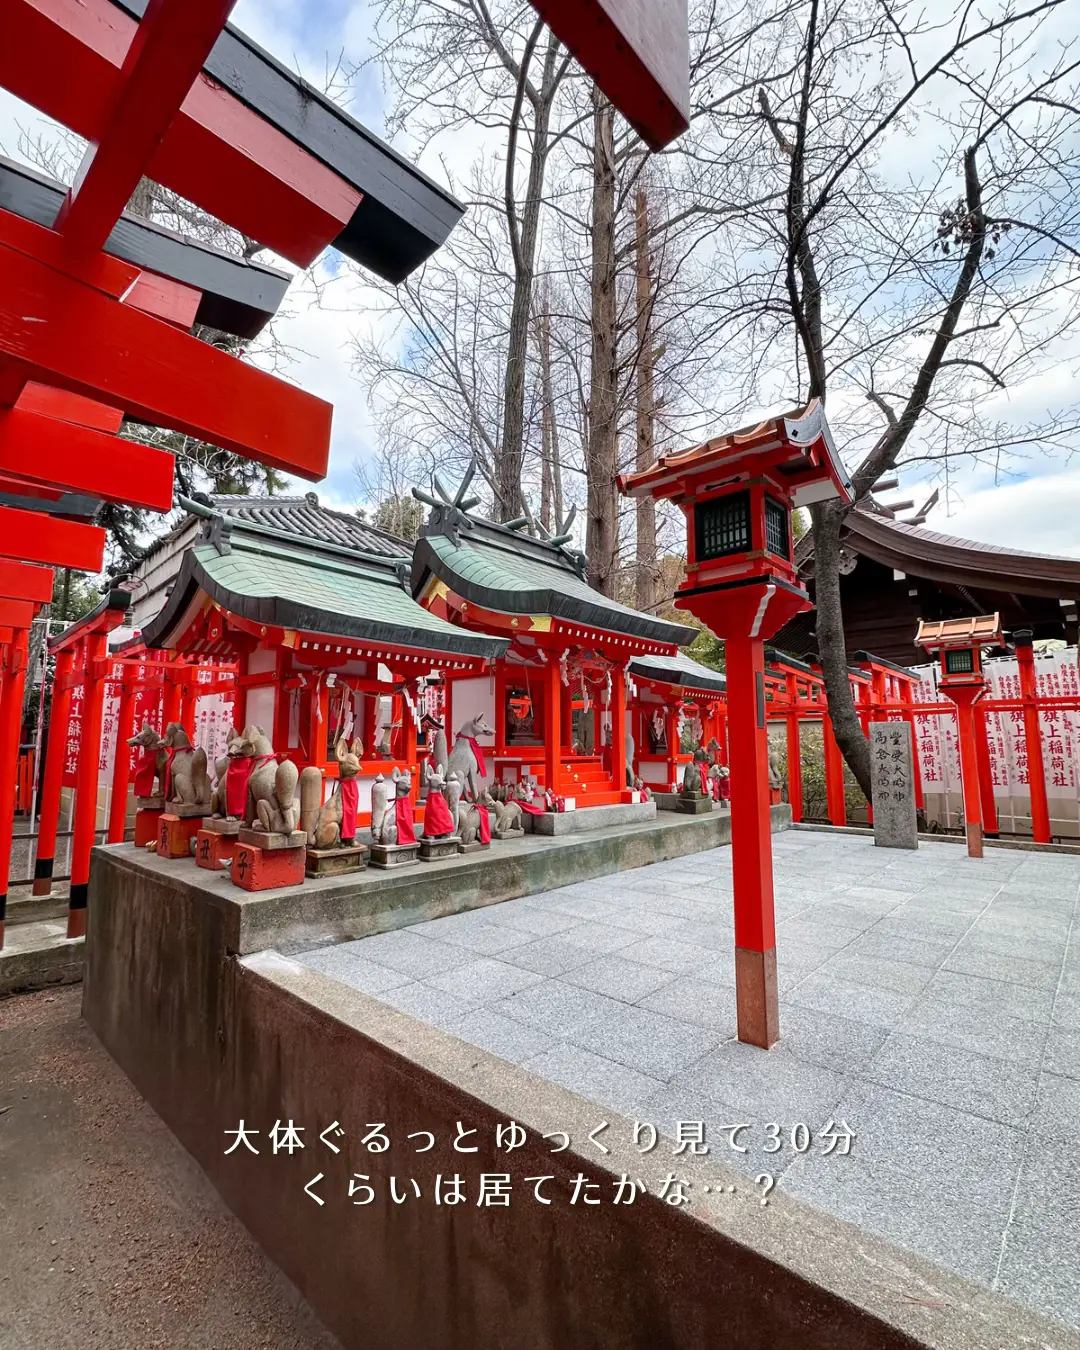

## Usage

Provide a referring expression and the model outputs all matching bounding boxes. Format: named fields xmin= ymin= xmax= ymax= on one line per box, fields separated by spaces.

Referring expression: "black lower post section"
xmin=34 ymin=856 xmax=54 ymax=880
xmin=69 ymin=882 xmax=88 ymax=911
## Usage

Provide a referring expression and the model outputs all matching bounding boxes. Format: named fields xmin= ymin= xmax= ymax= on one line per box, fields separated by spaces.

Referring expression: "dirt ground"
xmin=0 ymin=986 xmax=342 ymax=1350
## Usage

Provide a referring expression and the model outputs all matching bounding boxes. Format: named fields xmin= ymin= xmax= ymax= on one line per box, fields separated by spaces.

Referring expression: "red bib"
xmin=518 ymin=799 xmax=545 ymax=816
xmin=698 ymin=762 xmax=709 ymax=793
xmin=478 ymin=804 xmax=491 ymax=844
xmin=225 ymin=756 xmax=255 ymax=816
xmin=423 ymin=790 xmax=455 ymax=837
xmin=162 ymin=746 xmax=177 ymax=799
xmin=394 ymin=796 xmax=417 ymax=845
xmin=340 ymin=777 xmax=359 ymax=839
xmin=466 ymin=736 xmax=487 ymax=780
xmin=133 ymin=748 xmax=158 ymax=797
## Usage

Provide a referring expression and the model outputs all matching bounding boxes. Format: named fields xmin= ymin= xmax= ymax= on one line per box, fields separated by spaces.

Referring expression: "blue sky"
xmin=0 ymin=0 xmax=1076 ymax=555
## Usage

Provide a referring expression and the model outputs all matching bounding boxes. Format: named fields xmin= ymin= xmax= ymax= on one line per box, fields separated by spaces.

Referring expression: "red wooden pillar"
xmin=0 ymin=628 xmax=29 ymax=947
xmin=611 ymin=668 xmax=628 ymax=795
xmin=1015 ymin=631 xmax=1051 ymax=844
xmin=899 ymin=681 xmax=925 ymax=811
xmin=543 ymin=658 xmax=562 ymax=795
xmin=402 ymin=691 xmax=419 ymax=805
xmin=107 ymin=665 xmax=136 ymax=844
xmin=974 ymin=707 xmax=999 ymax=838
xmin=784 ymin=673 xmax=803 ymax=823
xmin=33 ymin=646 xmax=76 ymax=896
xmin=822 ymin=712 xmax=847 ymax=826
xmin=161 ymin=665 xmax=183 ymax=727
xmin=68 ymin=631 xmax=108 ymax=938
xmin=948 ymin=691 xmax=985 ymax=858
xmin=666 ymin=702 xmax=681 ymax=791
xmin=715 ymin=705 xmax=728 ymax=766
xmin=726 ymin=635 xmax=778 ymax=1049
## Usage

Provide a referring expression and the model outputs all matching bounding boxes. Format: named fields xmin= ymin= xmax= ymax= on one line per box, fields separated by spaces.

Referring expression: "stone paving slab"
xmin=292 ymin=829 xmax=1080 ymax=1333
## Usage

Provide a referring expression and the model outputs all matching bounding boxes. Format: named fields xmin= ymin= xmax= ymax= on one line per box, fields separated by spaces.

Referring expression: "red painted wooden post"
xmin=666 ymin=703 xmax=680 ymax=791
xmin=33 ymin=646 xmax=76 ymax=895
xmin=974 ymin=707 xmax=999 ymax=838
xmin=161 ymin=666 xmax=183 ymax=728
xmin=822 ymin=712 xmax=847 ymax=827
xmin=0 ymin=628 xmax=29 ymax=948
xmin=784 ymin=672 xmax=803 ymax=823
xmin=951 ymin=691 xmax=985 ymax=858
xmin=611 ymin=667 xmax=628 ymax=795
xmin=544 ymin=659 xmax=562 ymax=796
xmin=726 ymin=634 xmax=778 ymax=1048
xmin=107 ymin=665 xmax=136 ymax=844
xmin=68 ymin=631 xmax=108 ymax=937
xmin=1015 ymin=631 xmax=1051 ymax=844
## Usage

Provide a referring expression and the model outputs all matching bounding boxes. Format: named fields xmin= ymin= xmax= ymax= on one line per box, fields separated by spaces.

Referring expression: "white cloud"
xmin=926 ymin=469 xmax=1080 ymax=558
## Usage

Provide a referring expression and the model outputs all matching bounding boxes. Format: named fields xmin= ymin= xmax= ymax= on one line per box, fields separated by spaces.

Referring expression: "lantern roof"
xmin=915 ymin=613 xmax=1003 ymax=651
xmin=141 ymin=513 xmax=506 ymax=662
xmin=618 ymin=400 xmax=853 ymax=508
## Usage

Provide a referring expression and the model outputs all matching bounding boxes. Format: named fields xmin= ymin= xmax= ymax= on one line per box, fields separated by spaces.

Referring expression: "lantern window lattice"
xmin=764 ymin=495 xmax=789 ymax=560
xmin=695 ymin=492 xmax=752 ymax=560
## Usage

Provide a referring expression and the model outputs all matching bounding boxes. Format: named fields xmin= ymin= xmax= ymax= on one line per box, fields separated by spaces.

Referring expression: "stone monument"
xmin=870 ymin=721 xmax=918 ymax=850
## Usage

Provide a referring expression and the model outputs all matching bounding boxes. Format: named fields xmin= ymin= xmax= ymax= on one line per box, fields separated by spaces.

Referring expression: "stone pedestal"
xmin=204 ymin=816 xmax=242 ymax=834
xmin=134 ymin=807 xmax=164 ymax=848
xmin=870 ymin=722 xmax=918 ymax=851
xmin=419 ymin=835 xmax=461 ymax=862
xmin=305 ymin=843 xmax=368 ymax=878
xmin=238 ymin=827 xmax=307 ymax=851
xmin=157 ymin=813 xmax=203 ymax=859
xmin=232 ymin=841 xmax=306 ymax=891
xmin=457 ymin=840 xmax=490 ymax=855
xmin=135 ymin=794 xmax=165 ymax=812
xmin=675 ymin=791 xmax=712 ymax=816
xmin=369 ymin=842 xmax=420 ymax=869
xmin=168 ymin=801 xmax=213 ymax=819
xmin=492 ymin=826 xmax=525 ymax=840
xmin=195 ymin=826 xmax=238 ymax=871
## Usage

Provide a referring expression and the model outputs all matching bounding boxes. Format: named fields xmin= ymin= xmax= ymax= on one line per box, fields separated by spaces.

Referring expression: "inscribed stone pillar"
xmin=870 ymin=722 xmax=918 ymax=850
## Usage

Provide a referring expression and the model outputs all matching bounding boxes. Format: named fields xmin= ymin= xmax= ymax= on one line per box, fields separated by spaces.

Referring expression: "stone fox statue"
xmin=370 ymin=768 xmax=415 ymax=846
xmin=239 ymin=725 xmax=299 ymax=834
xmin=300 ymin=738 xmax=363 ymax=848
xmin=211 ymin=726 xmax=250 ymax=818
xmin=158 ymin=722 xmax=212 ymax=808
xmin=128 ymin=723 xmax=165 ymax=798
xmin=446 ymin=714 xmax=494 ymax=801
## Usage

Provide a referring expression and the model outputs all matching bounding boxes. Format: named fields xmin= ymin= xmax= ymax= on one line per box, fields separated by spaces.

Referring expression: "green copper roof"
xmin=142 ymin=521 xmax=505 ymax=660
xmin=413 ymin=528 xmax=697 ymax=647
xmin=630 ymin=650 xmax=726 ymax=695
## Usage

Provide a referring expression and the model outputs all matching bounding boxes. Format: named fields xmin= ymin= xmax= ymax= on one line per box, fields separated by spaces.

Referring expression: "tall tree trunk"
xmin=811 ymin=498 xmax=871 ymax=794
xmin=535 ymin=293 xmax=556 ymax=532
xmin=634 ymin=186 xmax=657 ymax=612
xmin=586 ymin=91 xmax=619 ymax=597
xmin=496 ymin=33 xmax=557 ymax=522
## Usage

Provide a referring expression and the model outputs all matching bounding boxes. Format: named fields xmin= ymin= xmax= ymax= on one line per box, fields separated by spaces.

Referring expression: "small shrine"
xmin=410 ymin=468 xmax=698 ymax=810
xmin=139 ymin=500 xmax=506 ymax=846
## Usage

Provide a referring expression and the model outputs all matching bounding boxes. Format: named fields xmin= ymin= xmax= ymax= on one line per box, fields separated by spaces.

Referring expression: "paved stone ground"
xmin=293 ymin=829 xmax=1080 ymax=1332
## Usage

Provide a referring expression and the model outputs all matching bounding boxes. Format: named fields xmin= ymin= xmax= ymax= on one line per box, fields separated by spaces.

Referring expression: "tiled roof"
xmin=413 ymin=526 xmax=697 ymax=648
xmin=142 ymin=520 xmax=504 ymax=661
xmin=629 ymin=651 xmax=726 ymax=695
xmin=209 ymin=493 xmax=412 ymax=558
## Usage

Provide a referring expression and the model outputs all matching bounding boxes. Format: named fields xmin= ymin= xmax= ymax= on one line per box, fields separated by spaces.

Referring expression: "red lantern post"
xmin=620 ymin=401 xmax=852 ymax=1048
xmin=915 ymin=614 xmax=1003 ymax=858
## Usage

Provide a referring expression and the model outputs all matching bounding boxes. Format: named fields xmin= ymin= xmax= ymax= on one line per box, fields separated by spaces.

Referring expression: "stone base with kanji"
xmin=369 ymin=842 xmax=420 ymax=869
xmin=195 ymin=823 xmax=239 ymax=871
xmin=231 ymin=841 xmax=306 ymax=891
xmin=305 ymin=843 xmax=368 ymax=878
xmin=158 ymin=812 xmax=204 ymax=859
xmin=419 ymin=835 xmax=461 ymax=862
xmin=134 ymin=807 xmax=164 ymax=848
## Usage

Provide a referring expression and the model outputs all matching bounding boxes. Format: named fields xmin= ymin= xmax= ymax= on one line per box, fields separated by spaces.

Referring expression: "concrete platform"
xmin=523 ymin=799 xmax=656 ymax=835
xmin=0 ymin=919 xmax=83 ymax=997
xmin=81 ymin=819 xmax=1080 ymax=1350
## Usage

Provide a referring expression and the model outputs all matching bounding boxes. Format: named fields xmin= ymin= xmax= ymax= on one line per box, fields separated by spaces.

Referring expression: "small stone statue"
xmin=239 ymin=725 xmax=299 ymax=833
xmin=446 ymin=715 xmax=494 ymax=801
xmin=632 ymin=774 xmax=653 ymax=802
xmin=128 ymin=723 xmax=165 ymax=799
xmin=681 ymin=743 xmax=710 ymax=796
xmin=768 ymin=748 xmax=784 ymax=792
xmin=300 ymin=737 xmax=363 ymax=848
xmin=371 ymin=767 xmax=415 ymax=845
xmin=421 ymin=765 xmax=457 ymax=839
xmin=158 ymin=722 xmax=213 ymax=809
xmin=491 ymin=796 xmax=524 ymax=838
